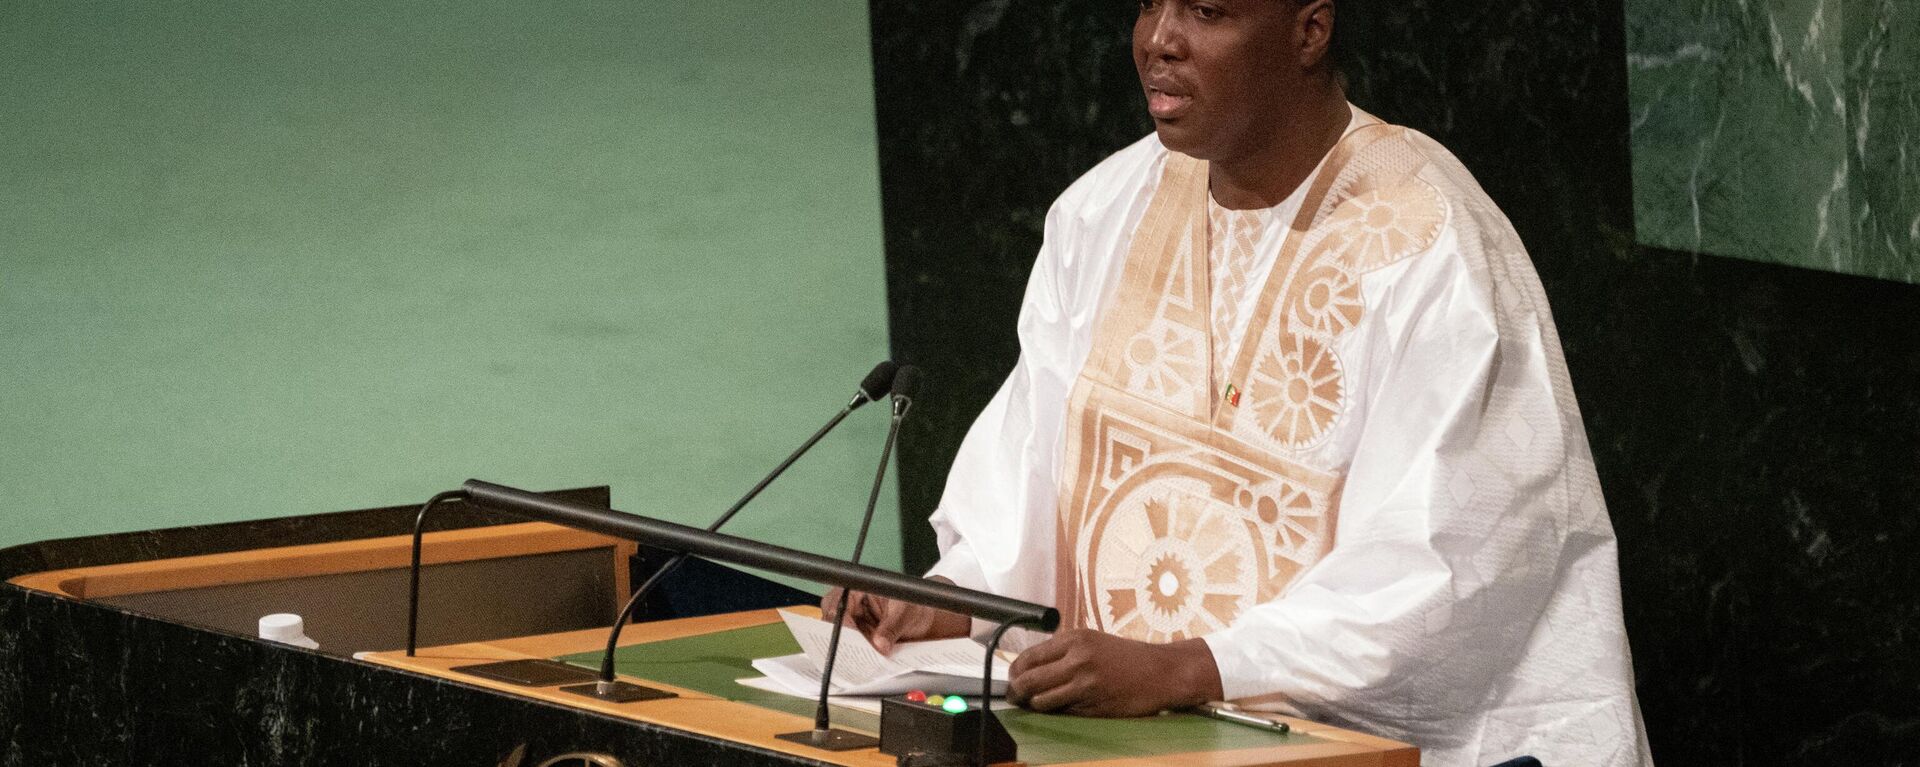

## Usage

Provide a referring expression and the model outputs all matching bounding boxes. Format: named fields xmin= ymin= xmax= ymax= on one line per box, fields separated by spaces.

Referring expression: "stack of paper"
xmin=738 ymin=610 xmax=1013 ymax=713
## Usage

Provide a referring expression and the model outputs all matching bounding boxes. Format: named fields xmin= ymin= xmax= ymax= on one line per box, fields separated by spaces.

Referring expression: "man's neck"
xmin=1208 ymin=90 xmax=1350 ymax=211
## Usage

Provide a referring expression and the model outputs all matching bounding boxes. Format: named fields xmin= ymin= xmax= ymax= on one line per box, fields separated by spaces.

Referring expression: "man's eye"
xmin=1193 ymin=5 xmax=1222 ymax=19
xmin=1139 ymin=0 xmax=1158 ymax=11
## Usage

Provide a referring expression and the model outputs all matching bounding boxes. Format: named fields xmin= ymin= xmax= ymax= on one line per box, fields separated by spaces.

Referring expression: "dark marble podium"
xmin=0 ymin=488 xmax=822 ymax=767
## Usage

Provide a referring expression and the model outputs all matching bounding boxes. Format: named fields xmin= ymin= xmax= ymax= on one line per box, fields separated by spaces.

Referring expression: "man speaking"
xmin=830 ymin=1 xmax=1652 ymax=764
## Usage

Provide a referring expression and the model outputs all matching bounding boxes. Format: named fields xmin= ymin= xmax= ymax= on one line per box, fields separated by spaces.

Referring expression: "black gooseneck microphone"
xmin=777 ymin=365 xmax=922 ymax=751
xmin=559 ymin=360 xmax=903 ymax=702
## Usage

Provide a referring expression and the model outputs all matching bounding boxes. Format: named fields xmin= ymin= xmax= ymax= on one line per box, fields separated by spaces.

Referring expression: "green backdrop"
xmin=0 ymin=0 xmax=898 ymax=575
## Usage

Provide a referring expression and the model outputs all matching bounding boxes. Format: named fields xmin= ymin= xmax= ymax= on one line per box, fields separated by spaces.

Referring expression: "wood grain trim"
xmin=6 ymin=522 xmax=630 ymax=600
xmin=1273 ymin=720 xmax=1421 ymax=767
xmin=1062 ymin=742 xmax=1388 ymax=767
xmin=364 ymin=608 xmax=898 ymax=767
xmin=610 ymin=539 xmax=638 ymax=605
xmin=362 ymin=609 xmax=1417 ymax=767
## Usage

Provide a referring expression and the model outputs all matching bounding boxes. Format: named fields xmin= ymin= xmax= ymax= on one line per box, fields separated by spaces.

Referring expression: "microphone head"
xmin=890 ymin=365 xmax=922 ymax=402
xmin=854 ymin=361 xmax=900 ymax=407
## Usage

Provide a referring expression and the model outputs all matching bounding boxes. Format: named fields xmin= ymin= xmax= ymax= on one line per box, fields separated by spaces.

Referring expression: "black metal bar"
xmin=407 ymin=489 xmax=470 ymax=657
xmin=460 ymin=478 xmax=1059 ymax=631
xmin=599 ymin=552 xmax=684 ymax=681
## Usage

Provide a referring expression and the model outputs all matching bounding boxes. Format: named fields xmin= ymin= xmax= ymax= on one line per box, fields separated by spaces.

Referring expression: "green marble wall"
xmin=0 ymin=0 xmax=897 ymax=577
xmin=1628 ymin=0 xmax=1918 ymax=283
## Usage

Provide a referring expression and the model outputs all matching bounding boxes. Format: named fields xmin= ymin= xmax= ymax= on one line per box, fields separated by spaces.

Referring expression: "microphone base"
xmin=774 ymin=727 xmax=881 ymax=752
xmin=449 ymin=659 xmax=599 ymax=687
xmin=559 ymin=679 xmax=678 ymax=703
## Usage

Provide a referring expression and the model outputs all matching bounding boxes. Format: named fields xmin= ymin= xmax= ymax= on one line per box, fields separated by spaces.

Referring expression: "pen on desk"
xmin=1192 ymin=702 xmax=1291 ymax=735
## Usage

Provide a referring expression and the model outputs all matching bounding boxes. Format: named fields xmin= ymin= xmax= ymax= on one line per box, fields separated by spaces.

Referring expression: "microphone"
xmin=561 ymin=360 xmax=901 ymax=702
xmin=777 ymin=365 xmax=922 ymax=751
xmin=853 ymin=359 xmax=898 ymax=408
xmin=890 ymin=365 xmax=921 ymax=417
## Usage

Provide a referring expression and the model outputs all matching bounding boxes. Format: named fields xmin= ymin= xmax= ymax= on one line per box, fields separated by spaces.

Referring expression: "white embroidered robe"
xmin=925 ymin=109 xmax=1652 ymax=767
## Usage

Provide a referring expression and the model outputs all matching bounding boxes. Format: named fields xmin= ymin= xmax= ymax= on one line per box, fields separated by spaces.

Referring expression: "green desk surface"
xmin=558 ymin=622 xmax=1317 ymax=765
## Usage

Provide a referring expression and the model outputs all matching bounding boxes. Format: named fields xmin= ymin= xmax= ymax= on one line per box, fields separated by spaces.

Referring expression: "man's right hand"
xmin=820 ymin=576 xmax=971 ymax=654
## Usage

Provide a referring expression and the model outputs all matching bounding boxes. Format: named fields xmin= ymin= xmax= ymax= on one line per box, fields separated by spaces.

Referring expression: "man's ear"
xmin=1298 ymin=0 xmax=1336 ymax=70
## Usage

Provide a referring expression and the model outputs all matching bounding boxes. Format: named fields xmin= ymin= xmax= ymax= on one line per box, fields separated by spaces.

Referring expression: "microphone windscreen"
xmin=858 ymin=361 xmax=900 ymax=404
xmin=890 ymin=365 xmax=923 ymax=400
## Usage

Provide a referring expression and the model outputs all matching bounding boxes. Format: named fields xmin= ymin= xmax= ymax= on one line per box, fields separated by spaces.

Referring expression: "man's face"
xmin=1133 ymin=0 xmax=1306 ymax=162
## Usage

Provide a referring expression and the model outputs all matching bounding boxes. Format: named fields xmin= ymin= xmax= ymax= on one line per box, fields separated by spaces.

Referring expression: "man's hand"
xmin=819 ymin=576 xmax=970 ymax=654
xmin=1006 ymin=629 xmax=1225 ymax=718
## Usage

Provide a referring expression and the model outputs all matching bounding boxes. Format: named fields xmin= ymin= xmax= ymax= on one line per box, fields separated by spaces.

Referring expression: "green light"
xmin=942 ymin=696 xmax=968 ymax=713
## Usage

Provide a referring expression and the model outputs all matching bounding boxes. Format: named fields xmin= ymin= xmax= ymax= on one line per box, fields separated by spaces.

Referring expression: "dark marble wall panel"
xmin=872 ymin=0 xmax=1153 ymax=579
xmin=872 ymin=1 xmax=1920 ymax=763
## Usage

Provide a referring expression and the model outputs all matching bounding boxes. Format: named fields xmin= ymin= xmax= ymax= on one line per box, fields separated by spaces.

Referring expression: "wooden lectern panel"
xmin=6 ymin=506 xmax=1415 ymax=766
xmin=364 ymin=609 xmax=1418 ymax=767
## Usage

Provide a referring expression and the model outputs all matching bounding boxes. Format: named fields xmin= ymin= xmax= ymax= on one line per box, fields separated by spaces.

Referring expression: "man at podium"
xmin=828 ymin=1 xmax=1652 ymax=765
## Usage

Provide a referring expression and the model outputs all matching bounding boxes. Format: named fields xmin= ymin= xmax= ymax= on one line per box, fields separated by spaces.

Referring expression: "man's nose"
xmin=1139 ymin=9 xmax=1187 ymax=61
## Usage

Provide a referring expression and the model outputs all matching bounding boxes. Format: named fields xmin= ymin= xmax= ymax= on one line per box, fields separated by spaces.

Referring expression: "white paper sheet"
xmin=749 ymin=609 xmax=1010 ymax=697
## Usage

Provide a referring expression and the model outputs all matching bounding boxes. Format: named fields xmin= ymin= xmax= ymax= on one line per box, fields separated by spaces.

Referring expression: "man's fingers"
xmin=1007 ymin=641 xmax=1048 ymax=679
xmin=1010 ymin=632 xmax=1072 ymax=674
xmin=842 ymin=591 xmax=870 ymax=623
xmin=819 ymin=588 xmax=845 ymax=621
xmin=1006 ymin=653 xmax=1082 ymax=699
xmin=1005 ymin=665 xmax=1038 ymax=707
xmin=850 ymin=594 xmax=884 ymax=636
xmin=1009 ymin=653 xmax=1079 ymax=706
xmin=1025 ymin=672 xmax=1090 ymax=713
xmin=868 ymin=601 xmax=922 ymax=655
xmin=868 ymin=609 xmax=903 ymax=654
xmin=849 ymin=598 xmax=970 ymax=656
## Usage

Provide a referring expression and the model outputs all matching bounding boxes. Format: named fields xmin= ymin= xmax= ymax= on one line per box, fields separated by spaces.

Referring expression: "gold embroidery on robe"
xmin=1056 ymin=120 xmax=1454 ymax=641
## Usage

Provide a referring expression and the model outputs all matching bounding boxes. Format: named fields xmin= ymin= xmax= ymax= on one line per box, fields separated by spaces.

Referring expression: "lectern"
xmin=1 ymin=489 xmax=1417 ymax=766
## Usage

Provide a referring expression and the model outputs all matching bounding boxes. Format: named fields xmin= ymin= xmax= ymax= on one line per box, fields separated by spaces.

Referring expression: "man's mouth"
xmin=1145 ymin=84 xmax=1193 ymax=119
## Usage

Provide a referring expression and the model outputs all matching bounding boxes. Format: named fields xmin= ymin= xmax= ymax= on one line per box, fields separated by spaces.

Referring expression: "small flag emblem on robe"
xmin=1224 ymin=384 xmax=1241 ymax=407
